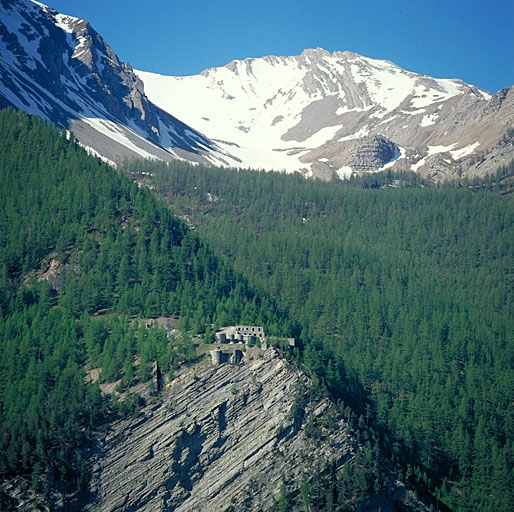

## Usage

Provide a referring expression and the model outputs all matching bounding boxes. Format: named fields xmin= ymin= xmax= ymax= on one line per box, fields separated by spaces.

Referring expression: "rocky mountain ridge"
xmin=137 ymin=48 xmax=514 ymax=181
xmin=0 ymin=0 xmax=235 ymax=165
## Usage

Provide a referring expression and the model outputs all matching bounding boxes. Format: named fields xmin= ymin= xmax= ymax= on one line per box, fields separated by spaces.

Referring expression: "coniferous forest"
xmin=1 ymin=106 xmax=513 ymax=511
xmin=0 ymin=108 xmax=286 ymax=500
xmin=124 ymin=158 xmax=514 ymax=511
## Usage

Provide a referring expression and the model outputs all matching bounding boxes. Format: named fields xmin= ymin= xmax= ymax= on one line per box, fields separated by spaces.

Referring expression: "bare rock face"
xmin=1 ymin=349 xmax=428 ymax=510
xmin=79 ymin=349 xmax=425 ymax=511
xmin=0 ymin=0 xmax=231 ymax=165
xmin=348 ymin=135 xmax=399 ymax=172
xmin=301 ymin=135 xmax=400 ymax=180
xmin=83 ymin=349 xmax=347 ymax=511
xmin=37 ymin=257 xmax=66 ymax=291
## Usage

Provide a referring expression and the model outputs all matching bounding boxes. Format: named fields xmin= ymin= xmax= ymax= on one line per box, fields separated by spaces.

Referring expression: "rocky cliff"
xmin=76 ymin=348 xmax=425 ymax=512
xmin=0 ymin=0 xmax=234 ymax=165
xmin=1 ymin=347 xmax=428 ymax=511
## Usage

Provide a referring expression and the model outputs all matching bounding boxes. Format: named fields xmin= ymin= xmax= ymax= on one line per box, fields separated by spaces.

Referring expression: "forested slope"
xmin=1 ymin=106 xmax=512 ymax=510
xmin=0 ymin=108 xmax=286 ymax=503
xmin=126 ymin=159 xmax=514 ymax=511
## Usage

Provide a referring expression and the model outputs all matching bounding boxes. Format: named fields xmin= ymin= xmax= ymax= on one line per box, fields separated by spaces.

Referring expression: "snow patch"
xmin=450 ymin=142 xmax=480 ymax=160
xmin=410 ymin=143 xmax=460 ymax=172
xmin=54 ymin=14 xmax=76 ymax=33
xmin=478 ymin=89 xmax=492 ymax=100
xmin=81 ymin=144 xmax=117 ymax=167
xmin=30 ymin=1 xmax=50 ymax=9
xmin=401 ymin=108 xmax=426 ymax=115
xmin=350 ymin=60 xmax=414 ymax=113
xmin=0 ymin=3 xmax=46 ymax=70
xmin=338 ymin=126 xmax=369 ymax=141
xmin=336 ymin=105 xmax=373 ymax=115
xmin=302 ymin=125 xmax=342 ymax=147
xmin=336 ymin=165 xmax=353 ymax=179
xmin=427 ymin=143 xmax=457 ymax=155
xmin=420 ymin=113 xmax=439 ymax=127
xmin=336 ymin=105 xmax=351 ymax=115
xmin=83 ymin=117 xmax=159 ymax=160
xmin=411 ymin=158 xmax=426 ymax=172
xmin=377 ymin=115 xmax=398 ymax=126
xmin=410 ymin=80 xmax=462 ymax=109
xmin=136 ymin=62 xmax=321 ymax=172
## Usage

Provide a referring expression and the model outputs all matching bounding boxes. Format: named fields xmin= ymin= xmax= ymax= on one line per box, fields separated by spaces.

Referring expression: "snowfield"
xmin=136 ymin=48 xmax=489 ymax=176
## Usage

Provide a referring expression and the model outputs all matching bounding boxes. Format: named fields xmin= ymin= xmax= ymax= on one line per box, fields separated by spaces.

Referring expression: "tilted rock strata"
xmin=84 ymin=349 xmax=356 ymax=511
xmin=79 ymin=348 xmax=429 ymax=511
xmin=302 ymin=135 xmax=401 ymax=179
xmin=1 ymin=349 xmax=428 ymax=510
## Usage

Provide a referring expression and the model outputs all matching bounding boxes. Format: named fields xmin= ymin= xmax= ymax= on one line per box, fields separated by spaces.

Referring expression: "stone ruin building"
xmin=210 ymin=326 xmax=296 ymax=366
xmin=210 ymin=326 xmax=265 ymax=366
xmin=210 ymin=348 xmax=243 ymax=365
xmin=213 ymin=325 xmax=265 ymax=345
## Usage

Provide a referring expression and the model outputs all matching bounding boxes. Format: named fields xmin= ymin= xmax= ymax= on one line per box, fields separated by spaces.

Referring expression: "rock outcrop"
xmin=301 ymin=134 xmax=400 ymax=179
xmin=348 ymin=135 xmax=400 ymax=172
xmin=82 ymin=349 xmax=347 ymax=511
xmin=1 ymin=348 xmax=428 ymax=510
xmin=78 ymin=348 xmax=424 ymax=511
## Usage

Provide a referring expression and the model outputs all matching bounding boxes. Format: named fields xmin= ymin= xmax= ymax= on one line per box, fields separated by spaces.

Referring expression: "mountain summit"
xmin=137 ymin=48 xmax=513 ymax=181
xmin=0 ymin=0 xmax=233 ymax=165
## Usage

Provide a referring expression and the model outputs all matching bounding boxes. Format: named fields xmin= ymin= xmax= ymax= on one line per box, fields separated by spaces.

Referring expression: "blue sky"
xmin=45 ymin=0 xmax=513 ymax=93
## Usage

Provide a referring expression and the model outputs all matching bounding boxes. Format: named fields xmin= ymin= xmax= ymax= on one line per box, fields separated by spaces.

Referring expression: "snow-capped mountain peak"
xmin=136 ymin=47 xmax=498 ymax=179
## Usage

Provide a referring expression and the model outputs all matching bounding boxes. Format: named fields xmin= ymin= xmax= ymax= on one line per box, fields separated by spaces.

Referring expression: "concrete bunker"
xmin=210 ymin=348 xmax=244 ymax=365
